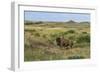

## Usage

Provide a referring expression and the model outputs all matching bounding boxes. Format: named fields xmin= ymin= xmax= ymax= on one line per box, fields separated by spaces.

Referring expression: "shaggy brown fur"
xmin=56 ymin=36 xmax=73 ymax=49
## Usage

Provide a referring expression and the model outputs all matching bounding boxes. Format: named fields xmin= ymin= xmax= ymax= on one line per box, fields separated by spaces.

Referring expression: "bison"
xmin=56 ymin=36 xmax=73 ymax=49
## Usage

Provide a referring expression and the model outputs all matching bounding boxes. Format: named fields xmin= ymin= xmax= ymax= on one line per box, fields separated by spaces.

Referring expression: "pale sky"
xmin=24 ymin=11 xmax=90 ymax=22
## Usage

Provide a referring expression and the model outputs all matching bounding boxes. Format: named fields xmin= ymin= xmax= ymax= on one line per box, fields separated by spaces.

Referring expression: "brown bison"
xmin=56 ymin=36 xmax=73 ymax=49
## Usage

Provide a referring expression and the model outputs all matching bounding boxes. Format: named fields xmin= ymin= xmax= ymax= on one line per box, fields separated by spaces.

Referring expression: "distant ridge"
xmin=79 ymin=21 xmax=90 ymax=24
xmin=24 ymin=20 xmax=90 ymax=25
xmin=66 ymin=20 xmax=77 ymax=24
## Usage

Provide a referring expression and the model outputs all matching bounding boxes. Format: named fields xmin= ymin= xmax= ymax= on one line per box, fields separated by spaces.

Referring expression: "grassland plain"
xmin=24 ymin=21 xmax=90 ymax=61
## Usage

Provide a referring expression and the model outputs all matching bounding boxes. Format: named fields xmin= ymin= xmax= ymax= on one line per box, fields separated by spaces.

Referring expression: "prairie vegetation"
xmin=24 ymin=21 xmax=90 ymax=61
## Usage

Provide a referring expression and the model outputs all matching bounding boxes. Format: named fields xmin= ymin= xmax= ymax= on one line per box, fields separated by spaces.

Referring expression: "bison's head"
xmin=56 ymin=37 xmax=61 ymax=46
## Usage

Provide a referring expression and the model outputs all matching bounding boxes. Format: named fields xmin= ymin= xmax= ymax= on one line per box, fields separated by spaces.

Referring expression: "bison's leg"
xmin=70 ymin=41 xmax=73 ymax=49
xmin=70 ymin=44 xmax=73 ymax=48
xmin=64 ymin=43 xmax=69 ymax=49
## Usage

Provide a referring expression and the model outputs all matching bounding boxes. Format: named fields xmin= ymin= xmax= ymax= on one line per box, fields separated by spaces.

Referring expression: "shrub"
xmin=25 ymin=22 xmax=33 ymax=25
xmin=34 ymin=32 xmax=40 ymax=37
xmin=50 ymin=33 xmax=60 ymax=40
xmin=35 ymin=21 xmax=43 ymax=24
xmin=42 ymin=34 xmax=46 ymax=38
xmin=68 ymin=55 xmax=84 ymax=59
xmin=32 ymin=29 xmax=36 ymax=32
xmin=28 ymin=37 xmax=50 ymax=49
xmin=63 ymin=31 xmax=68 ymax=35
xmin=76 ymin=34 xmax=90 ymax=43
xmin=40 ymin=29 xmax=43 ymax=31
xmin=67 ymin=30 xmax=75 ymax=34
xmin=50 ymin=34 xmax=57 ymax=38
xmin=24 ymin=43 xmax=30 ymax=50
xmin=25 ymin=29 xmax=36 ymax=32
xmin=82 ymin=32 xmax=87 ymax=34
xmin=74 ymin=43 xmax=90 ymax=48
xmin=68 ymin=36 xmax=75 ymax=40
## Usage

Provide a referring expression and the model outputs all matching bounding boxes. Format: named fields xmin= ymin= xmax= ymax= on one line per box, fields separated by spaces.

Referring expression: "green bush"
xmin=67 ymin=30 xmax=75 ymax=34
xmin=76 ymin=34 xmax=90 ymax=43
xmin=74 ymin=43 xmax=90 ymax=48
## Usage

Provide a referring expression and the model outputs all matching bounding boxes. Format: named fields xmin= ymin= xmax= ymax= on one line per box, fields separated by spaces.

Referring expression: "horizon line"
xmin=24 ymin=19 xmax=90 ymax=23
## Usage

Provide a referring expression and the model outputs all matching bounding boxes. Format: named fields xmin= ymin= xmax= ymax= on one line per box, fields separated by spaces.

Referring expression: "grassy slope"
xmin=24 ymin=22 xmax=90 ymax=61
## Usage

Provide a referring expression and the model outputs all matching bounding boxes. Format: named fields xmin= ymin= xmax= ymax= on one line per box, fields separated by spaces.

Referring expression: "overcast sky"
xmin=24 ymin=11 xmax=90 ymax=22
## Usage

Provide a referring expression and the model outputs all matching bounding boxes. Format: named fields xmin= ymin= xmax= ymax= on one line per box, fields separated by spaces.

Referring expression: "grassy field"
xmin=24 ymin=21 xmax=90 ymax=61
